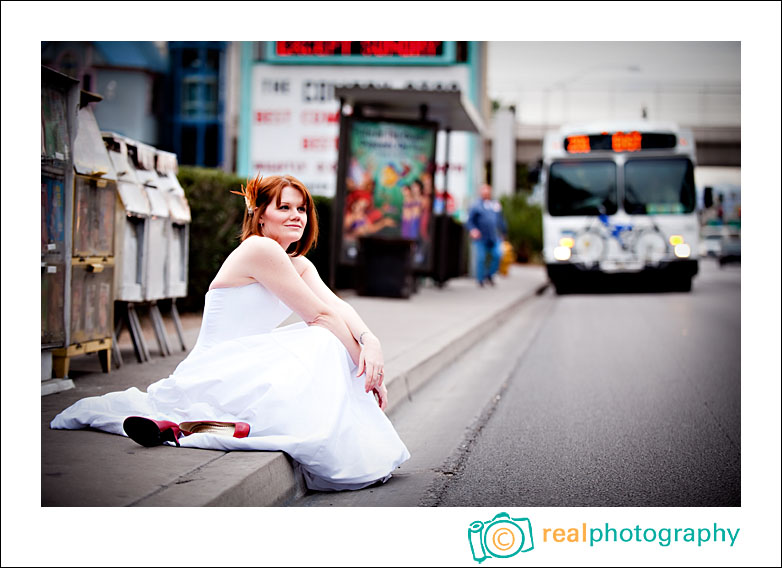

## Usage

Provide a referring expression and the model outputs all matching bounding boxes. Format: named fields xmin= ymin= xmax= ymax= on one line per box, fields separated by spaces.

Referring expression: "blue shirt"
xmin=466 ymin=199 xmax=507 ymax=245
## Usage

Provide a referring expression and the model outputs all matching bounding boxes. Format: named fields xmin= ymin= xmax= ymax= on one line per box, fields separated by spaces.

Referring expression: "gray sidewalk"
xmin=41 ymin=264 xmax=548 ymax=506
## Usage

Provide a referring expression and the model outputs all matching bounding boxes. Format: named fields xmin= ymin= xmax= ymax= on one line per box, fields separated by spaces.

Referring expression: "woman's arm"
xmin=233 ymin=237 xmax=361 ymax=365
xmin=295 ymin=255 xmax=386 ymax=399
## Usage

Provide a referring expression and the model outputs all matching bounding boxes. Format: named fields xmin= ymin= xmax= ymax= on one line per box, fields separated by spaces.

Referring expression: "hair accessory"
xmin=231 ymin=172 xmax=263 ymax=214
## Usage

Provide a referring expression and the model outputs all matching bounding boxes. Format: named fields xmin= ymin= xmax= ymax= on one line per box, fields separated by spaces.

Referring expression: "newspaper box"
xmin=42 ymin=67 xmax=79 ymax=365
xmin=155 ymin=149 xmax=190 ymax=299
xmin=126 ymin=140 xmax=170 ymax=302
xmin=51 ymin=93 xmax=117 ymax=378
xmin=103 ymin=132 xmax=150 ymax=302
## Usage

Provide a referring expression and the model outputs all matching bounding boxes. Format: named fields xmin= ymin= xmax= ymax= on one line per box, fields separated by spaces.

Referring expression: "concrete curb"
xmin=384 ymin=280 xmax=550 ymax=413
xmin=134 ymin=278 xmax=550 ymax=507
xmin=135 ymin=451 xmax=306 ymax=507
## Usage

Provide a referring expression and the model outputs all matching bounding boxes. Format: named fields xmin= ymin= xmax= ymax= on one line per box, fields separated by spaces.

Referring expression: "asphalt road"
xmin=296 ymin=258 xmax=741 ymax=507
xmin=438 ymin=258 xmax=741 ymax=507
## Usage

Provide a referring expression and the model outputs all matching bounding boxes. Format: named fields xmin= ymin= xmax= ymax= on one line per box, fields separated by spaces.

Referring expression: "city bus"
xmin=540 ymin=121 xmax=699 ymax=293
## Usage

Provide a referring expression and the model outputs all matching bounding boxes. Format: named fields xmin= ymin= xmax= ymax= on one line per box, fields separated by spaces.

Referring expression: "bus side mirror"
xmin=527 ymin=167 xmax=540 ymax=185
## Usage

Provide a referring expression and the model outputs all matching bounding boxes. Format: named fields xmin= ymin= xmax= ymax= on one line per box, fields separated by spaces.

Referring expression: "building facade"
xmin=164 ymin=42 xmax=228 ymax=168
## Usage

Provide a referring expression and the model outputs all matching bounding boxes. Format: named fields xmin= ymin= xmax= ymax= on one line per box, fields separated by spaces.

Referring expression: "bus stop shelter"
xmin=331 ymin=85 xmax=485 ymax=295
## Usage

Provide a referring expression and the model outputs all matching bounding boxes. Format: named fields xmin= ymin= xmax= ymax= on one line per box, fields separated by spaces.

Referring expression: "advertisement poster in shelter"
xmin=340 ymin=119 xmax=437 ymax=268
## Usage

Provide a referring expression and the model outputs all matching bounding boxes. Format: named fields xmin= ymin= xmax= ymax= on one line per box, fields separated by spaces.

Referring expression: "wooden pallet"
xmin=52 ymin=337 xmax=111 ymax=378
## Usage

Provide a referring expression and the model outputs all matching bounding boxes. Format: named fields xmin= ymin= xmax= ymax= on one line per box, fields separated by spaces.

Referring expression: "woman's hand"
xmin=357 ymin=333 xmax=384 ymax=394
xmin=372 ymin=383 xmax=388 ymax=412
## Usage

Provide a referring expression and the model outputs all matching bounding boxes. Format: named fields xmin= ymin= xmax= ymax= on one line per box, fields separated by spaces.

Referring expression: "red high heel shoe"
xmin=123 ymin=416 xmax=183 ymax=447
xmin=123 ymin=417 xmax=251 ymax=447
xmin=178 ymin=421 xmax=250 ymax=438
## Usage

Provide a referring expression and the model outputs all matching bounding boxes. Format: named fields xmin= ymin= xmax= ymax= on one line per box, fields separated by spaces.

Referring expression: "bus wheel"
xmin=674 ymin=276 xmax=692 ymax=292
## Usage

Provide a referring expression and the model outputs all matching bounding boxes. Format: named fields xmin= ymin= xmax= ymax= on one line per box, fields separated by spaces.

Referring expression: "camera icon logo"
xmin=468 ymin=512 xmax=534 ymax=563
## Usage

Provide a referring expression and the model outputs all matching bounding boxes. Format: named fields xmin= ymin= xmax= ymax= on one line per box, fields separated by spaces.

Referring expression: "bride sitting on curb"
xmin=51 ymin=173 xmax=411 ymax=492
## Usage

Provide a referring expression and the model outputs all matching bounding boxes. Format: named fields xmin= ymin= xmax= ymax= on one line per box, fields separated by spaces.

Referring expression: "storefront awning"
xmin=334 ymin=86 xmax=485 ymax=137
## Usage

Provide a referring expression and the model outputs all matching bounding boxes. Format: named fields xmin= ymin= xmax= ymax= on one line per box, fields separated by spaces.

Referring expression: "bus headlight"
xmin=559 ymin=237 xmax=575 ymax=248
xmin=554 ymin=246 xmax=572 ymax=261
xmin=669 ymin=235 xmax=684 ymax=246
xmin=674 ymin=243 xmax=691 ymax=258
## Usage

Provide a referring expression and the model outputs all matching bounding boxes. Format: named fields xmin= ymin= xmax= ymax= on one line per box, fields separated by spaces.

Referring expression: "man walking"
xmin=466 ymin=183 xmax=507 ymax=287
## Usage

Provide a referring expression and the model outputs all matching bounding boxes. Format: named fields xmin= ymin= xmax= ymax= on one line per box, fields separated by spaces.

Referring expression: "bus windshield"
xmin=624 ymin=158 xmax=696 ymax=215
xmin=548 ymin=161 xmax=617 ymax=216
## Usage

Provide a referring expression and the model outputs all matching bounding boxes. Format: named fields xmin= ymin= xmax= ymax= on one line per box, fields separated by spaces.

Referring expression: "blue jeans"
xmin=473 ymin=240 xmax=501 ymax=283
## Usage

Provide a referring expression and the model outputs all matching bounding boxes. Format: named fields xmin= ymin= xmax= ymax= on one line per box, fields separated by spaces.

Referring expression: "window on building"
xmin=171 ymin=43 xmax=225 ymax=168
xmin=182 ymin=76 xmax=218 ymax=118
xmin=180 ymin=125 xmax=198 ymax=165
xmin=182 ymin=77 xmax=200 ymax=117
xmin=205 ymin=49 xmax=220 ymax=71
xmin=182 ymin=48 xmax=200 ymax=69
xmin=203 ymin=78 xmax=218 ymax=117
xmin=204 ymin=124 xmax=219 ymax=167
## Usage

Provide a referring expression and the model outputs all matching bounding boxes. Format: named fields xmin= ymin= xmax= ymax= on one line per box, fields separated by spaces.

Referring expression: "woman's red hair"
xmin=232 ymin=173 xmax=318 ymax=256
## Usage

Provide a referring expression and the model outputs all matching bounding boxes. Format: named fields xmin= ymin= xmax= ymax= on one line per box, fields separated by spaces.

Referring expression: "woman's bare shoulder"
xmin=209 ymin=237 xmax=286 ymax=290
xmin=239 ymin=235 xmax=287 ymax=256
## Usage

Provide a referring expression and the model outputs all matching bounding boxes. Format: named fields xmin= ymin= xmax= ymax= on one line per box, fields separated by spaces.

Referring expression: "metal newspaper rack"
xmin=41 ymin=66 xmax=79 ymax=395
xmin=103 ymin=133 xmax=190 ymax=363
xmin=103 ymin=131 xmax=150 ymax=365
xmin=50 ymin=91 xmax=118 ymax=379
xmin=155 ymin=149 xmax=190 ymax=300
xmin=155 ymin=148 xmax=190 ymax=353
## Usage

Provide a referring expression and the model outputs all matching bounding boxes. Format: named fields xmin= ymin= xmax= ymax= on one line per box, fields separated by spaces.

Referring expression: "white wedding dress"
xmin=50 ymin=282 xmax=411 ymax=491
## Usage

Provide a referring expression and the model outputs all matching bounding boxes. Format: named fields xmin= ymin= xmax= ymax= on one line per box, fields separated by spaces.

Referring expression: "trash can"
xmin=431 ymin=214 xmax=467 ymax=286
xmin=357 ymin=237 xmax=416 ymax=298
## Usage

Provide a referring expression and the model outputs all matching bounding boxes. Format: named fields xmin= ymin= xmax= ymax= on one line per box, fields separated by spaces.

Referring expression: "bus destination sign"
xmin=565 ymin=132 xmax=678 ymax=154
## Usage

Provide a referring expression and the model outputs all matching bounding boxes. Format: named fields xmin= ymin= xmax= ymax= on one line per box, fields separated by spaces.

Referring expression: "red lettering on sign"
xmin=276 ymin=41 xmax=441 ymax=57
xmin=359 ymin=41 xmax=440 ymax=56
xmin=277 ymin=41 xmax=352 ymax=56
xmin=302 ymin=137 xmax=338 ymax=151
xmin=435 ymin=164 xmax=465 ymax=173
xmin=254 ymin=161 xmax=307 ymax=173
xmin=301 ymin=111 xmax=340 ymax=124
xmin=255 ymin=110 xmax=291 ymax=124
